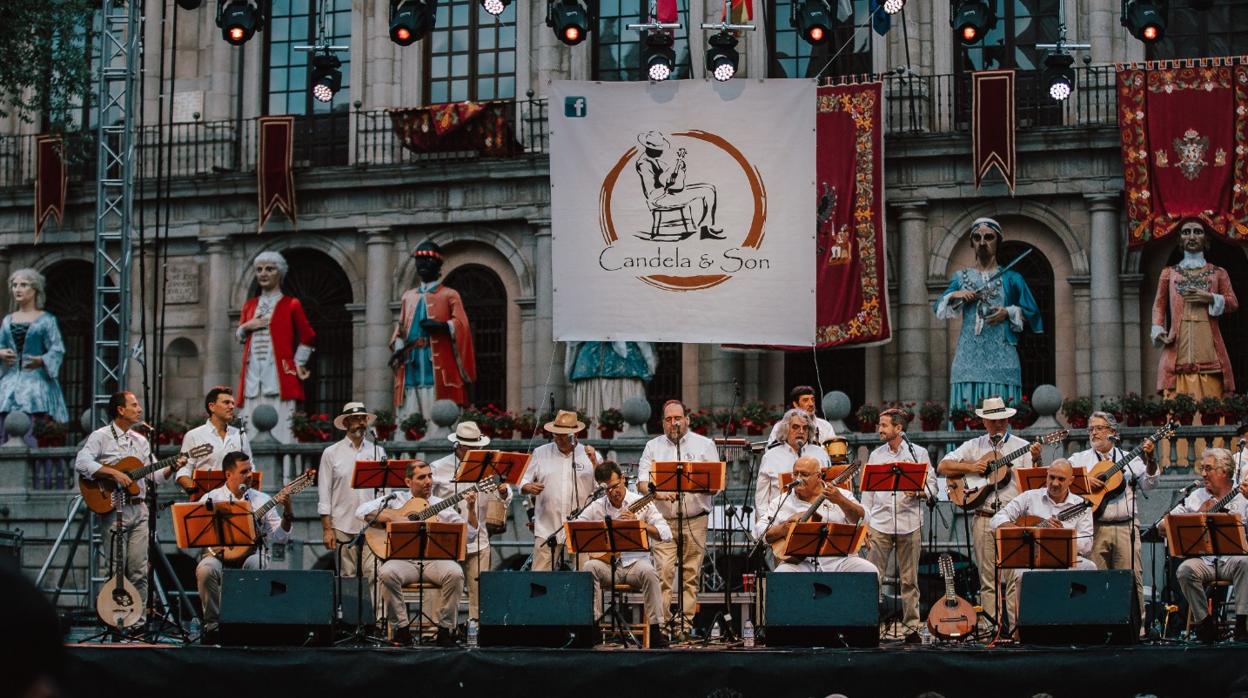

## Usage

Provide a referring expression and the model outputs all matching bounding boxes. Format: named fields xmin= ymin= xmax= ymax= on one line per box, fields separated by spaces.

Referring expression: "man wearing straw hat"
xmin=431 ymin=420 xmax=512 ymax=620
xmin=317 ymin=402 xmax=387 ymax=580
xmin=519 ymin=410 xmax=599 ymax=571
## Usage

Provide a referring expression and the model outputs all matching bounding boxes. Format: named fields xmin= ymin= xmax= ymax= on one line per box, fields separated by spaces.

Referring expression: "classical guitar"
xmin=590 ymin=491 xmax=659 ymax=565
xmin=96 ymin=489 xmax=144 ymax=629
xmin=946 ymin=430 xmax=1068 ymax=512
xmin=210 ymin=469 xmax=317 ymax=564
xmin=365 ymin=475 xmax=503 ymax=559
xmin=769 ymin=460 xmax=865 ymax=564
xmin=1082 ymin=422 xmax=1178 ymax=516
xmin=80 ymin=443 xmax=214 ymax=514
xmin=926 ymin=553 xmax=976 ymax=640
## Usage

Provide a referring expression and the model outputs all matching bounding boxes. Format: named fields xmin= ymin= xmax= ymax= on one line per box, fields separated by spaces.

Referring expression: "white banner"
xmin=549 ymin=80 xmax=816 ymax=345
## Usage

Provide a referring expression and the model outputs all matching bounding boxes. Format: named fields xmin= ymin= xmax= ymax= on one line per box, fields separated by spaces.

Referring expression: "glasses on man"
xmin=1088 ymin=425 xmax=1114 ymax=433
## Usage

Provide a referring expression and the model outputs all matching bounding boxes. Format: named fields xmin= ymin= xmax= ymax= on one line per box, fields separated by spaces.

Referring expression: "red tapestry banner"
xmin=257 ymin=116 xmax=297 ymax=233
xmin=1118 ymin=59 xmax=1248 ymax=247
xmin=972 ymin=70 xmax=1016 ymax=193
xmin=388 ymin=101 xmax=522 ymax=158
xmin=34 ymin=135 xmax=66 ymax=243
xmin=810 ymin=82 xmax=890 ymax=348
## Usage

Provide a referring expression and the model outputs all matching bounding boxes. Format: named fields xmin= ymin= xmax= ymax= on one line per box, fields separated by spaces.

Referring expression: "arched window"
xmin=251 ymin=249 xmax=354 ymax=417
xmin=42 ymin=259 xmax=95 ymax=431
xmin=1163 ymin=237 xmax=1248 ymax=389
xmin=443 ymin=264 xmax=507 ymax=409
xmin=999 ymin=240 xmax=1055 ymax=397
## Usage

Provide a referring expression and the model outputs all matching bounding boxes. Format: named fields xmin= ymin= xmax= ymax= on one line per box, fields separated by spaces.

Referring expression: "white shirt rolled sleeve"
xmin=637 ymin=431 xmax=720 ymax=518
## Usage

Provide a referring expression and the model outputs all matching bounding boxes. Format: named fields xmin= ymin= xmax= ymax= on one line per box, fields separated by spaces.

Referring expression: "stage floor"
xmin=64 ymin=641 xmax=1248 ymax=698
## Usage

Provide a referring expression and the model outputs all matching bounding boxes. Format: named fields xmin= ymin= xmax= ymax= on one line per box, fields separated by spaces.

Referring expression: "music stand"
xmin=651 ymin=460 xmax=725 ymax=638
xmin=995 ymin=527 xmax=1075 ymax=570
xmin=862 ymin=462 xmax=927 ymax=638
xmin=172 ymin=500 xmax=257 ymax=551
xmin=565 ymin=518 xmax=650 ymax=647
xmin=351 ymin=460 xmax=413 ymax=490
xmin=781 ymin=522 xmax=867 ymax=560
xmin=189 ymin=470 xmax=263 ymax=500
xmin=386 ymin=520 xmax=466 ymax=644
xmin=1165 ymin=513 xmax=1248 ymax=558
xmin=1014 ymin=467 xmax=1091 ymax=494
xmin=458 ymin=450 xmax=531 ymax=486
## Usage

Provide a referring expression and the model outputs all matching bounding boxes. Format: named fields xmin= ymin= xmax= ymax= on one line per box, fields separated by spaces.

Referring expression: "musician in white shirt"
xmin=519 ymin=410 xmax=598 ymax=571
xmin=576 ymin=460 xmax=671 ymax=647
xmin=194 ymin=451 xmax=293 ymax=636
xmin=175 ymin=386 xmax=251 ymax=493
xmin=938 ymin=396 xmax=1042 ymax=629
xmin=1234 ymin=423 xmax=1248 ymax=484
xmin=766 ymin=385 xmax=836 ymax=446
xmin=358 ymin=460 xmax=477 ymax=646
xmin=1067 ymin=411 xmax=1157 ymax=626
xmin=317 ymin=402 xmax=386 ymax=579
xmin=1162 ymin=448 xmax=1248 ymax=643
xmin=862 ymin=408 xmax=937 ymax=642
xmin=753 ymin=456 xmax=875 ymax=574
xmin=755 ymin=409 xmax=830 ymax=514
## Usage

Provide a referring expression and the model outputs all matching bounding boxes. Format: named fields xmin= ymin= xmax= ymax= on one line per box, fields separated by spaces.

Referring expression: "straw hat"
xmin=974 ymin=396 xmax=1017 ymax=420
xmin=544 ymin=409 xmax=586 ymax=435
xmin=448 ymin=420 xmax=491 ymax=448
xmin=333 ymin=402 xmax=377 ymax=430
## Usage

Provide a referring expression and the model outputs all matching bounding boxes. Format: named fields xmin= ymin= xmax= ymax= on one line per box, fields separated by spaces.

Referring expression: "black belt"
xmin=1098 ymin=519 xmax=1134 ymax=526
xmin=974 ymin=510 xmax=995 ymax=518
xmin=666 ymin=511 xmax=710 ymax=520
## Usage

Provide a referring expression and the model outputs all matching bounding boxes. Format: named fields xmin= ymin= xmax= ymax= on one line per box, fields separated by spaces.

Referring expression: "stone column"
xmin=531 ymin=220 xmax=563 ymax=407
xmin=1087 ymin=194 xmax=1124 ymax=399
xmin=202 ymin=237 xmax=234 ymax=392
xmin=895 ymin=202 xmax=929 ymax=403
xmin=364 ymin=228 xmax=396 ymax=412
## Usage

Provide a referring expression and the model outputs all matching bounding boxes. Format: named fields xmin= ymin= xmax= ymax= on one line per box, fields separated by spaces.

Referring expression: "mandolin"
xmin=1082 ymin=422 xmax=1178 ymax=515
xmin=590 ymin=491 xmax=660 ymax=565
xmin=365 ymin=475 xmax=503 ymax=559
xmin=96 ymin=489 xmax=144 ymax=629
xmin=80 ymin=443 xmax=214 ymax=514
xmin=926 ymin=553 xmax=976 ymax=640
xmin=946 ymin=430 xmax=1068 ymax=511
xmin=209 ymin=469 xmax=316 ymax=564
xmin=1006 ymin=499 xmax=1092 ymax=528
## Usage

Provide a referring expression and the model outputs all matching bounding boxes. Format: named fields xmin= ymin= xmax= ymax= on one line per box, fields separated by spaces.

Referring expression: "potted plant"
xmin=689 ymin=409 xmax=713 ymax=435
xmin=949 ymin=402 xmax=974 ymax=430
xmin=713 ymin=408 xmax=739 ymax=436
xmin=516 ymin=408 xmax=539 ymax=439
xmin=1121 ymin=392 xmax=1146 ymax=427
xmin=372 ymin=409 xmax=397 ymax=441
xmin=1098 ymin=396 xmax=1124 ymax=424
xmin=33 ymin=418 xmax=68 ymax=448
xmin=1143 ymin=397 xmax=1170 ymax=427
xmin=491 ymin=406 xmax=517 ymax=439
xmin=598 ymin=407 xmax=624 ymax=439
xmin=291 ymin=411 xmax=333 ymax=443
xmin=153 ymin=415 xmax=190 ymax=446
xmin=1225 ymin=392 xmax=1248 ymax=424
xmin=1196 ymin=396 xmax=1225 ymax=425
xmin=742 ymin=400 xmax=772 ymax=436
xmin=1061 ymin=396 xmax=1093 ymax=429
xmin=1167 ymin=393 xmax=1198 ymax=426
xmin=919 ymin=400 xmax=945 ymax=431
xmin=400 ymin=412 xmax=427 ymax=440
xmin=854 ymin=403 xmax=880 ymax=433
xmin=462 ymin=405 xmax=490 ymax=436
xmin=1008 ymin=396 xmax=1037 ymax=430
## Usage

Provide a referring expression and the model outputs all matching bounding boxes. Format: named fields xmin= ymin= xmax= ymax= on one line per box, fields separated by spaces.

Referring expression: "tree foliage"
xmin=0 ymin=0 xmax=95 ymax=132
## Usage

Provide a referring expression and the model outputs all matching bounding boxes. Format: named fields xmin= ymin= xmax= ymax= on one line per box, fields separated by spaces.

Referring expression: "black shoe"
xmin=200 ymin=628 xmax=219 ymax=645
xmin=699 ymin=226 xmax=725 ymax=240
xmin=1195 ymin=616 xmax=1218 ymax=644
xmin=904 ymin=631 xmax=922 ymax=645
xmin=392 ymin=627 xmax=413 ymax=646
xmin=648 ymin=625 xmax=668 ymax=649
xmin=434 ymin=627 xmax=458 ymax=648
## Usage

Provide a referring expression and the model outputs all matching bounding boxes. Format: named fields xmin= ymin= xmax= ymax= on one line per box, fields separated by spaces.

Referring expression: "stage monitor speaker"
xmin=219 ymin=570 xmax=334 ymax=646
xmin=764 ymin=572 xmax=880 ymax=647
xmin=1017 ymin=569 xmax=1134 ymax=645
xmin=479 ymin=571 xmax=598 ymax=648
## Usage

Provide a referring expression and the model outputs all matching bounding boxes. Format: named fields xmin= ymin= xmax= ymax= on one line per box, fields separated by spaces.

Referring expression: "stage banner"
xmin=1117 ymin=58 xmax=1248 ymax=247
xmin=257 ymin=115 xmax=297 ymax=232
xmin=809 ymin=82 xmax=890 ymax=348
xmin=34 ymin=135 xmax=66 ymax=243
xmin=973 ymin=69 xmax=1016 ymax=193
xmin=549 ymin=80 xmax=816 ymax=345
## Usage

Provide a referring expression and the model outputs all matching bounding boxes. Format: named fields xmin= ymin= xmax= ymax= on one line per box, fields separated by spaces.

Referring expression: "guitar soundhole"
xmin=112 ymin=589 xmax=135 ymax=607
xmin=944 ymin=599 xmax=959 ymax=608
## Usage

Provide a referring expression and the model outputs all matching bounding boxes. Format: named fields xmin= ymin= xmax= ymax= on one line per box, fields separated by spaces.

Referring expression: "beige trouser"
xmin=585 ymin=558 xmax=665 ymax=625
xmin=332 ymin=529 xmax=376 ymax=579
xmin=653 ymin=514 xmax=708 ymax=628
xmin=1089 ymin=523 xmax=1145 ymax=622
xmin=1007 ymin=557 xmax=1098 ymax=631
xmin=972 ymin=514 xmax=1017 ymax=627
xmin=531 ymin=539 xmax=569 ymax=572
xmin=463 ymin=546 xmax=492 ymax=620
xmin=196 ymin=553 xmax=260 ymax=630
xmin=865 ymin=527 xmax=923 ymax=631
xmin=103 ymin=503 xmax=150 ymax=604
xmin=377 ymin=558 xmax=464 ymax=630
xmin=1177 ymin=556 xmax=1248 ymax=622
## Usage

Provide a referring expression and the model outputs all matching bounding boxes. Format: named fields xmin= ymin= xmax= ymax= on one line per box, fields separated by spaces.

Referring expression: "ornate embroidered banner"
xmin=257 ymin=115 xmax=297 ymax=232
xmin=388 ymin=101 xmax=521 ymax=157
xmin=809 ymin=81 xmax=890 ymax=348
xmin=973 ymin=70 xmax=1016 ymax=193
xmin=34 ymin=135 xmax=66 ymax=243
xmin=1117 ymin=58 xmax=1248 ymax=247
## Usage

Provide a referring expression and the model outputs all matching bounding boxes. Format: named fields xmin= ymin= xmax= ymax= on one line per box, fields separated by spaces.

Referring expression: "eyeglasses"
xmin=1088 ymin=425 xmax=1114 ymax=433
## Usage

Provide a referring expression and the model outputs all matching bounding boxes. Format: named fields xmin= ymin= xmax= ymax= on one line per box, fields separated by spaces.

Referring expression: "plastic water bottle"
xmin=742 ymin=619 xmax=755 ymax=648
xmin=466 ymin=619 xmax=479 ymax=648
xmin=919 ymin=625 xmax=933 ymax=645
xmin=188 ymin=616 xmax=201 ymax=640
xmin=709 ymin=620 xmax=721 ymax=641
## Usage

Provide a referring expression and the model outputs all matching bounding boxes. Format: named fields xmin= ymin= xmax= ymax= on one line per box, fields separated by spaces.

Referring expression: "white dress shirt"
xmin=767 ymin=415 xmax=837 ymax=445
xmin=518 ymin=442 xmax=598 ymax=539
xmin=755 ymin=443 xmax=830 ymax=514
xmin=753 ymin=490 xmax=860 ymax=568
xmin=576 ymin=490 xmax=672 ymax=568
xmin=430 ymin=452 xmax=513 ymax=550
xmin=177 ymin=420 xmax=251 ymax=481
xmin=1170 ymin=488 xmax=1248 ymax=565
xmin=862 ymin=440 xmax=938 ymax=535
xmin=317 ymin=437 xmax=386 ymax=535
xmin=637 ymin=430 xmax=720 ymax=519
xmin=1235 ymin=450 xmax=1247 ymax=486
xmin=990 ymin=489 xmax=1093 ymax=558
xmin=945 ymin=433 xmax=1032 ymax=512
xmin=355 ymin=491 xmax=478 ymax=544
xmin=202 ymin=484 xmax=290 ymax=544
xmin=1067 ymin=447 xmax=1157 ymax=523
xmin=75 ymin=422 xmax=168 ymax=498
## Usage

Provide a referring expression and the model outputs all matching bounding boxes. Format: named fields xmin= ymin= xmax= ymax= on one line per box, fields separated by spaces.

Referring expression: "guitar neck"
xmin=1210 ymin=488 xmax=1239 ymax=513
xmin=799 ymin=495 xmax=826 ymax=522
xmin=831 ymin=461 xmax=863 ymax=486
xmin=253 ymin=476 xmax=312 ymax=519
xmin=129 ymin=452 xmax=183 ymax=481
xmin=987 ymin=444 xmax=1031 ymax=474
xmin=412 ymin=485 xmax=479 ymax=520
xmin=628 ymin=492 xmax=658 ymax=514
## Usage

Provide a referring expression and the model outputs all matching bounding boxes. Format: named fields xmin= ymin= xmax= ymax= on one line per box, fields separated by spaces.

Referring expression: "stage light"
xmin=311 ymin=52 xmax=343 ymax=103
xmin=547 ymin=0 xmax=590 ymax=46
xmin=951 ymin=0 xmax=996 ymax=44
xmin=644 ymin=31 xmax=676 ymax=81
xmin=793 ymin=0 xmax=832 ymax=45
xmin=882 ymin=0 xmax=906 ymax=13
xmin=390 ymin=0 xmax=435 ymax=45
xmin=482 ymin=0 xmax=512 ymax=16
xmin=1122 ymin=0 xmax=1166 ymax=43
xmin=1043 ymin=51 xmax=1075 ymax=101
xmin=705 ymin=31 xmax=739 ymax=82
xmin=217 ymin=0 xmax=263 ymax=45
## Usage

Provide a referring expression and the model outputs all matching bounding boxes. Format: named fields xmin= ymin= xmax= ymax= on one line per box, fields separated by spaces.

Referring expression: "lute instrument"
xmin=769 ymin=493 xmax=825 ymax=565
xmin=80 ymin=443 xmax=214 ymax=514
xmin=1082 ymin=422 xmax=1178 ymax=515
xmin=946 ymin=430 xmax=1068 ymax=511
xmin=209 ymin=469 xmax=316 ymax=564
xmin=1006 ymin=498 xmax=1092 ymax=528
xmin=926 ymin=553 xmax=976 ymax=639
xmin=365 ymin=475 xmax=503 ymax=559
xmin=96 ymin=488 xmax=145 ymax=629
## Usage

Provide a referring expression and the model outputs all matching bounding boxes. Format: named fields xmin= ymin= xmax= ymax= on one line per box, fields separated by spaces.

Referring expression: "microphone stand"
xmin=705 ymin=389 xmax=741 ymax=645
xmin=746 ymin=484 xmax=797 ymax=642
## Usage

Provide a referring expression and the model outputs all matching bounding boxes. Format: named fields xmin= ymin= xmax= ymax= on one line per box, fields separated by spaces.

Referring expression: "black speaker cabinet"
xmin=1017 ymin=569 xmax=1134 ymax=645
xmin=479 ymin=571 xmax=598 ymax=647
xmin=764 ymin=572 xmax=880 ymax=647
xmin=219 ymin=570 xmax=334 ymax=646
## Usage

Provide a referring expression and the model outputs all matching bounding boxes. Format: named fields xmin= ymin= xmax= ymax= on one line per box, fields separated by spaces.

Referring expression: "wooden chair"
xmin=599 ymin=582 xmax=650 ymax=648
xmin=1184 ymin=579 xmax=1234 ymax=637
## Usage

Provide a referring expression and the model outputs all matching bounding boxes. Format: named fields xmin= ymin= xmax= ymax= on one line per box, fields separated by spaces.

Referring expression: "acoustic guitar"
xmin=589 ymin=491 xmax=659 ymax=565
xmin=768 ymin=461 xmax=865 ymax=564
xmin=926 ymin=553 xmax=976 ymax=640
xmin=209 ymin=469 xmax=316 ymax=565
xmin=80 ymin=443 xmax=214 ymax=514
xmin=96 ymin=489 xmax=144 ymax=629
xmin=365 ymin=475 xmax=503 ymax=559
xmin=946 ymin=430 xmax=1068 ymax=511
xmin=1006 ymin=499 xmax=1092 ymax=528
xmin=1081 ymin=421 xmax=1177 ymax=515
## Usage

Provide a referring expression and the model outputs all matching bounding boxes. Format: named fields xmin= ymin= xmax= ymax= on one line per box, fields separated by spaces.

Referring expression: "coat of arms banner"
xmin=1117 ymin=58 xmax=1248 ymax=248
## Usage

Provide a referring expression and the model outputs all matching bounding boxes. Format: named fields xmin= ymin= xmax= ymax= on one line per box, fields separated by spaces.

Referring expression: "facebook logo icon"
xmin=564 ymin=96 xmax=587 ymax=118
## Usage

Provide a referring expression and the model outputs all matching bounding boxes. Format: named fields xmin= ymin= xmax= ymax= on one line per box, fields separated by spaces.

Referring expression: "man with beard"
xmin=934 ymin=217 xmax=1043 ymax=416
xmin=755 ymin=408 xmax=830 ymax=514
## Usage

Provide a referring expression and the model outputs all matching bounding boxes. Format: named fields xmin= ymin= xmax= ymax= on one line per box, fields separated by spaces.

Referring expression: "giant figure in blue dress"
xmin=565 ymin=341 xmax=657 ymax=424
xmin=0 ymin=268 xmax=69 ymax=424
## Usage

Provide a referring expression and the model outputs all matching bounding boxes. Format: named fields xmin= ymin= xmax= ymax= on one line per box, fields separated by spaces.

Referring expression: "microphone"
xmin=785 ymin=479 xmax=802 ymax=491
xmin=989 ymin=433 xmax=1004 ymax=447
xmin=1180 ymin=479 xmax=1203 ymax=495
xmin=1109 ymin=433 xmax=1123 ymax=445
xmin=589 ymin=485 xmax=607 ymax=502
xmin=132 ymin=421 xmax=154 ymax=435
xmin=238 ymin=482 xmax=250 ymax=497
